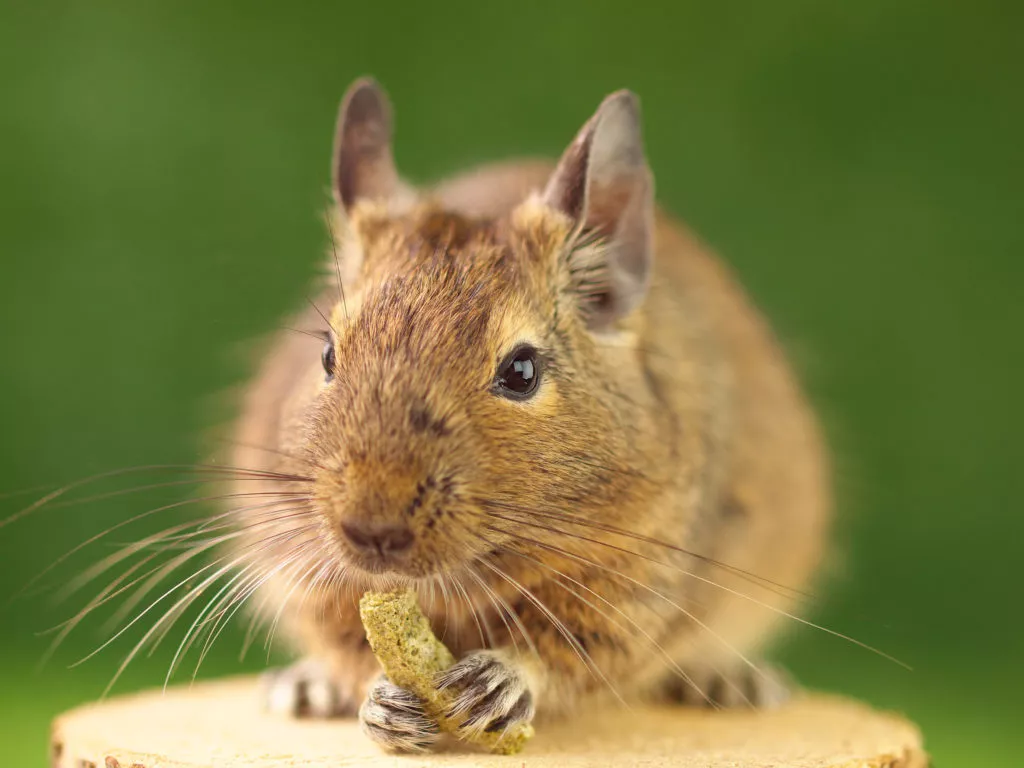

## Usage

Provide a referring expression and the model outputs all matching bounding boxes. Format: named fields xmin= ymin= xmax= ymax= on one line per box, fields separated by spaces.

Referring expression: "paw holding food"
xmin=358 ymin=589 xmax=535 ymax=755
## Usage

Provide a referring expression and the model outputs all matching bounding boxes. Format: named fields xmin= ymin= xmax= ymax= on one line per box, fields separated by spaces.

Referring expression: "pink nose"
xmin=341 ymin=521 xmax=415 ymax=556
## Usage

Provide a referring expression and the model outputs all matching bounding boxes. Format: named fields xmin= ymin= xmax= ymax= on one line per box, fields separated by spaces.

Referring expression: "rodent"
xmin=230 ymin=77 xmax=829 ymax=752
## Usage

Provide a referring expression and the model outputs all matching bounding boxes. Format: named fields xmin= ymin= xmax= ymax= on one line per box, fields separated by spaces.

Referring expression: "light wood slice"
xmin=51 ymin=676 xmax=927 ymax=767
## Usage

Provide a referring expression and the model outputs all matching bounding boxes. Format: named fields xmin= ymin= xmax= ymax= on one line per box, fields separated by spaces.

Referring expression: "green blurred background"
xmin=1 ymin=1 xmax=1021 ymax=765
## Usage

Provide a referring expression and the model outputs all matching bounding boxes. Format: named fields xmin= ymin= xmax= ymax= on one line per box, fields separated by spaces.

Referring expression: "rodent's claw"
xmin=359 ymin=675 xmax=442 ymax=753
xmin=664 ymin=662 xmax=794 ymax=710
xmin=436 ymin=650 xmax=535 ymax=739
xmin=262 ymin=657 xmax=354 ymax=718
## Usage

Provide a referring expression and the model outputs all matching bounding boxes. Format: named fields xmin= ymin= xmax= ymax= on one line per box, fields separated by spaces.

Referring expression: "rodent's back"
xmin=647 ymin=211 xmax=829 ymax=662
xmin=433 ymin=160 xmax=830 ymax=664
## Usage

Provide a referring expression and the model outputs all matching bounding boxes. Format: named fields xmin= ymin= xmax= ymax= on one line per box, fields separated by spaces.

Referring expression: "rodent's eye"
xmin=321 ymin=339 xmax=336 ymax=382
xmin=493 ymin=345 xmax=541 ymax=400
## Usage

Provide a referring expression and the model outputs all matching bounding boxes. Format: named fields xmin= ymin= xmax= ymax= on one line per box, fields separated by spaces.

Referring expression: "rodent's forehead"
xmin=357 ymin=264 xmax=500 ymax=355
xmin=323 ymin=205 xmax=564 ymax=394
xmin=333 ymin=249 xmax=541 ymax=388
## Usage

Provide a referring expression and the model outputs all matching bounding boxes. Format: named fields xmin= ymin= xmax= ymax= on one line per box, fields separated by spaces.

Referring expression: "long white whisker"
xmin=484 ymin=523 xmax=756 ymax=703
xmin=480 ymin=507 xmax=909 ymax=670
xmin=21 ymin=492 xmax=311 ymax=602
xmin=450 ymin=573 xmax=490 ymax=649
xmin=485 ymin=499 xmax=812 ymax=603
xmin=163 ymin=562 xmax=260 ymax=690
xmin=478 ymin=558 xmax=627 ymax=707
xmin=489 ymin=538 xmax=728 ymax=708
xmin=1 ymin=463 xmax=313 ymax=531
xmin=465 ymin=564 xmax=537 ymax=659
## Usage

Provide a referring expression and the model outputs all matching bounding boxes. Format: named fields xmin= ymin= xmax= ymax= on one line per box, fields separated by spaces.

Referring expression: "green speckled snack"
xmin=359 ymin=589 xmax=534 ymax=755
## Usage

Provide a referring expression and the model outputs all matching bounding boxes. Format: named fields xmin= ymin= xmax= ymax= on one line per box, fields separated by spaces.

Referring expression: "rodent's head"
xmin=299 ymin=79 xmax=664 ymax=583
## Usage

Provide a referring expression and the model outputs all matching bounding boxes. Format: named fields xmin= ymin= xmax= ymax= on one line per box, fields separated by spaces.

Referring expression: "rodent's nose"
xmin=341 ymin=521 xmax=415 ymax=557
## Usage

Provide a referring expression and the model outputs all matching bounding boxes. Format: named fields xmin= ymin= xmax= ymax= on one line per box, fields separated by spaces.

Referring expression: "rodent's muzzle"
xmin=340 ymin=520 xmax=415 ymax=559
xmin=335 ymin=505 xmax=419 ymax=574
xmin=321 ymin=453 xmax=444 ymax=575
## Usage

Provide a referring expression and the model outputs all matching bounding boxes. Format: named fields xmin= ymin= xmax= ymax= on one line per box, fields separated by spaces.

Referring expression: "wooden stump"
xmin=51 ymin=676 xmax=926 ymax=767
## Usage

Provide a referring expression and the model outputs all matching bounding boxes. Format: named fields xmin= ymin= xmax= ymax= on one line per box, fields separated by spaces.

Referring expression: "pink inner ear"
xmin=542 ymin=131 xmax=594 ymax=227
xmin=542 ymin=90 xmax=654 ymax=327
xmin=585 ymin=178 xmax=638 ymax=237
xmin=333 ymin=78 xmax=399 ymax=212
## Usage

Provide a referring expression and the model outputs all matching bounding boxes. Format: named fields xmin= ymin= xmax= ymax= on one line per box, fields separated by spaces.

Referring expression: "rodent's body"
xmin=230 ymin=81 xmax=829 ymax=748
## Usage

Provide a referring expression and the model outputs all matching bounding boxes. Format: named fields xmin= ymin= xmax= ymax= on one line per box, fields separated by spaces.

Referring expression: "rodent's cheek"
xmin=410 ymin=524 xmax=492 ymax=577
xmin=281 ymin=361 xmax=329 ymax=426
xmin=532 ymin=377 xmax=560 ymax=413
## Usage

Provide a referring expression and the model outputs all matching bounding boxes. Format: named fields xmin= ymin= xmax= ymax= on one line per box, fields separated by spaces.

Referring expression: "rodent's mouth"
xmin=345 ymin=552 xmax=430 ymax=579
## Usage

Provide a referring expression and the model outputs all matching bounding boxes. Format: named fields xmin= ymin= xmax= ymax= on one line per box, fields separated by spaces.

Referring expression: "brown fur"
xmin=229 ymin=86 xmax=829 ymax=723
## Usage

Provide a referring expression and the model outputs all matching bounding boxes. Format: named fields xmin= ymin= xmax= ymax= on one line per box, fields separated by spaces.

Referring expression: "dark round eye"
xmin=494 ymin=346 xmax=541 ymax=400
xmin=321 ymin=340 xmax=336 ymax=382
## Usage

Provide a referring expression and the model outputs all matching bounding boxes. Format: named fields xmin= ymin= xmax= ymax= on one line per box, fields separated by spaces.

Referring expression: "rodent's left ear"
xmin=543 ymin=91 xmax=654 ymax=328
xmin=332 ymin=78 xmax=410 ymax=213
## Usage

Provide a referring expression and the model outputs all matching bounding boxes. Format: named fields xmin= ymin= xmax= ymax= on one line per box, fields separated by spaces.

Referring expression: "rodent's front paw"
xmin=436 ymin=650 xmax=535 ymax=739
xmin=262 ymin=657 xmax=354 ymax=718
xmin=664 ymin=661 xmax=793 ymax=710
xmin=360 ymin=675 xmax=442 ymax=753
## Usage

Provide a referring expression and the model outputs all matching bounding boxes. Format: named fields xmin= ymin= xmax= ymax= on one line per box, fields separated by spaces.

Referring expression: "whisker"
xmin=324 ymin=203 xmax=349 ymax=320
xmin=286 ymin=327 xmax=331 ymax=343
xmin=478 ymin=529 xmax=735 ymax=708
xmin=0 ymin=484 xmax=53 ymax=501
xmin=163 ymin=562 xmax=261 ymax=689
xmin=464 ymin=565 xmax=535 ymax=658
xmin=483 ymin=498 xmax=812 ymax=603
xmin=74 ymin=549 xmax=243 ymax=670
xmin=75 ymin=521 xmax=313 ymax=668
xmin=37 ymin=550 xmax=164 ymax=669
xmin=211 ymin=437 xmax=327 ymax=471
xmin=451 ymin=573 xmax=491 ymax=649
xmin=213 ymin=527 xmax=326 ymax=646
xmin=484 ymin=522 xmax=756 ymax=677
xmin=1 ymin=463 xmax=313 ymax=531
xmin=182 ymin=535 xmax=325 ymax=686
xmin=478 ymin=505 xmax=909 ymax=670
xmin=307 ymin=297 xmax=340 ymax=338
xmin=17 ymin=492 xmax=312 ymax=603
xmin=101 ymin=506 xmax=314 ymax=632
xmin=263 ymin=547 xmax=331 ymax=658
xmin=154 ymin=532 xmax=321 ymax=681
xmin=426 ymin=573 xmax=437 ymax=617
xmin=43 ymin=524 xmax=260 ymax=637
xmin=437 ymin=573 xmax=452 ymax=644
xmin=97 ymin=526 xmax=322 ymax=694
xmin=219 ymin=565 xmax=286 ymax=666
xmin=477 ymin=558 xmax=627 ymax=706
xmin=238 ymin=545 xmax=331 ymax=663
xmin=50 ymin=473 xmax=311 ymax=508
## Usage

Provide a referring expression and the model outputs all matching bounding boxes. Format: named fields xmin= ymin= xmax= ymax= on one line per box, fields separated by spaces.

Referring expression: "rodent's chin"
xmin=344 ymin=553 xmax=437 ymax=580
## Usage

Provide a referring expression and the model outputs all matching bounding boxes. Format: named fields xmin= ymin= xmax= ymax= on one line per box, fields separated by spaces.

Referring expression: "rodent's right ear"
xmin=332 ymin=78 xmax=403 ymax=213
xmin=542 ymin=91 xmax=654 ymax=329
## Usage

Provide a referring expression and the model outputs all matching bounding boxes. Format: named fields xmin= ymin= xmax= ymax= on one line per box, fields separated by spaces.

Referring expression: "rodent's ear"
xmin=542 ymin=90 xmax=654 ymax=328
xmin=332 ymin=77 xmax=403 ymax=213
